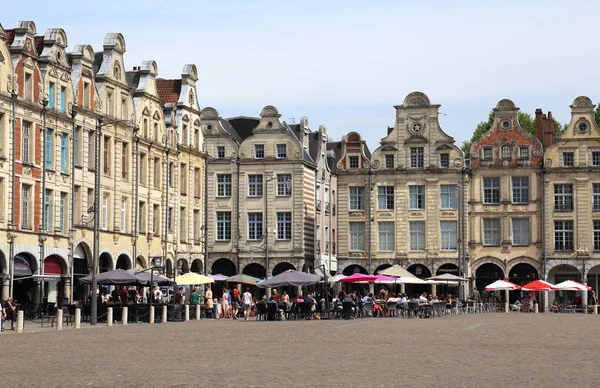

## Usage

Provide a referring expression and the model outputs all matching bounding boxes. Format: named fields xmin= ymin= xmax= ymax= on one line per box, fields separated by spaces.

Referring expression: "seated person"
xmin=296 ymin=292 xmax=304 ymax=303
xmin=419 ymin=293 xmax=428 ymax=305
xmin=399 ymin=294 xmax=408 ymax=304
xmin=256 ymin=295 xmax=268 ymax=307
xmin=510 ymin=299 xmax=522 ymax=313
xmin=342 ymin=294 xmax=356 ymax=318
xmin=363 ymin=293 xmax=374 ymax=303
xmin=304 ymin=293 xmax=317 ymax=311
xmin=267 ymin=296 xmax=283 ymax=319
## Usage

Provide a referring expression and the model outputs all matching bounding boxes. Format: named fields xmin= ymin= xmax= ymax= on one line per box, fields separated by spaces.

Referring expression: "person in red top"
xmin=119 ymin=286 xmax=129 ymax=305
xmin=272 ymin=289 xmax=280 ymax=303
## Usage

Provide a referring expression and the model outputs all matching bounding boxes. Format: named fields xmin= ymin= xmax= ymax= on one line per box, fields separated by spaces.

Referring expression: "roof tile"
xmin=156 ymin=79 xmax=181 ymax=105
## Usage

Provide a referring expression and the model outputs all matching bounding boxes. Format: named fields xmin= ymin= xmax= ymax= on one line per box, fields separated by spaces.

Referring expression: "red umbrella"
xmin=521 ymin=280 xmax=554 ymax=292
xmin=339 ymin=273 xmax=378 ymax=283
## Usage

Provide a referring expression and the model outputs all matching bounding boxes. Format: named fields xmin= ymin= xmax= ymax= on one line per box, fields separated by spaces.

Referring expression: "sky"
xmin=4 ymin=0 xmax=600 ymax=151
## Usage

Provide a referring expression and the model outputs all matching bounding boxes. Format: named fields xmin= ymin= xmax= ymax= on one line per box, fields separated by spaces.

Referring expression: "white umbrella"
xmin=328 ymin=273 xmax=347 ymax=283
xmin=427 ymin=273 xmax=467 ymax=282
xmin=552 ymin=280 xmax=591 ymax=291
xmin=424 ymin=279 xmax=459 ymax=285
xmin=484 ymin=279 xmax=520 ymax=291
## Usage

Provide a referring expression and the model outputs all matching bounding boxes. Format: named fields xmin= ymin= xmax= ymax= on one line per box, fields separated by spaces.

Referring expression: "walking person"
xmin=242 ymin=288 xmax=253 ymax=320
xmin=231 ymin=288 xmax=240 ymax=320
xmin=221 ymin=287 xmax=230 ymax=319
xmin=205 ymin=286 xmax=214 ymax=319
xmin=1 ymin=301 xmax=6 ymax=332
xmin=3 ymin=297 xmax=16 ymax=331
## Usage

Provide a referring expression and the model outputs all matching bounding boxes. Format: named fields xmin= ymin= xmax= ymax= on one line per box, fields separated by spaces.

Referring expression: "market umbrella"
xmin=552 ymin=280 xmax=591 ymax=291
xmin=79 ymin=269 xmax=142 ymax=285
xmin=424 ymin=279 xmax=459 ymax=285
xmin=370 ymin=274 xmax=399 ymax=284
xmin=226 ymin=273 xmax=261 ymax=285
xmin=134 ymin=271 xmax=171 ymax=286
xmin=257 ymin=270 xmax=320 ymax=288
xmin=327 ymin=274 xmax=347 ymax=283
xmin=339 ymin=273 xmax=378 ymax=283
xmin=175 ymin=272 xmax=215 ymax=286
xmin=484 ymin=279 xmax=521 ymax=291
xmin=208 ymin=273 xmax=229 ymax=281
xmin=521 ymin=280 xmax=554 ymax=292
xmin=378 ymin=265 xmax=416 ymax=279
xmin=427 ymin=273 xmax=467 ymax=282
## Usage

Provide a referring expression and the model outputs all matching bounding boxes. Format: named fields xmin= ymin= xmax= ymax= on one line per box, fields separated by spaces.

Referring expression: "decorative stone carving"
xmin=407 ymin=97 xmax=427 ymax=107
xmin=114 ymin=61 xmax=122 ymax=80
xmin=378 ymin=212 xmax=393 ymax=218
xmin=351 ymin=252 xmax=364 ymax=258
xmin=496 ymin=99 xmax=515 ymax=110
xmin=113 ymin=234 xmax=119 ymax=243
xmin=23 ymin=166 xmax=32 ymax=176
xmin=410 ymin=211 xmax=423 ymax=217
xmin=572 ymin=96 xmax=593 ymax=108
xmin=370 ymin=159 xmax=380 ymax=169
xmin=0 ymin=51 xmax=4 ymax=63
xmin=453 ymin=158 xmax=463 ymax=167
xmin=441 ymin=211 xmax=456 ymax=217
xmin=349 ymin=211 xmax=364 ymax=218
xmin=532 ymin=147 xmax=541 ymax=156
xmin=470 ymin=150 xmax=478 ymax=159
xmin=544 ymin=158 xmax=552 ymax=168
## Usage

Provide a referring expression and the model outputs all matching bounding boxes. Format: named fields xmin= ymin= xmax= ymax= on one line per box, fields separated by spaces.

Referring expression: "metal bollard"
xmin=56 ymin=309 xmax=63 ymax=330
xmin=16 ymin=310 xmax=24 ymax=333
xmin=122 ymin=306 xmax=128 ymax=325
xmin=74 ymin=308 xmax=81 ymax=329
xmin=185 ymin=305 xmax=189 ymax=322
xmin=162 ymin=305 xmax=167 ymax=323
xmin=149 ymin=306 xmax=155 ymax=324
xmin=595 ymin=305 xmax=598 ymax=315
xmin=195 ymin=304 xmax=201 ymax=320
xmin=107 ymin=307 xmax=113 ymax=326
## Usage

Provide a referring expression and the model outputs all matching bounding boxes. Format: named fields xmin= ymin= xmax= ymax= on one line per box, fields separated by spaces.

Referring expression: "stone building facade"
xmin=468 ymin=99 xmax=544 ymax=290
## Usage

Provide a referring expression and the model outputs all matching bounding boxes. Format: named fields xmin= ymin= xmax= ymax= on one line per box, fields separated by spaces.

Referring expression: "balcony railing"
xmin=325 ymin=202 xmax=330 ymax=215
xmin=316 ymin=200 xmax=322 ymax=212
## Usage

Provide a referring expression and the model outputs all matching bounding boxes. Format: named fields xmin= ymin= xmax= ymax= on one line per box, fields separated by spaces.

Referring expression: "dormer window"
xmin=277 ymin=144 xmax=287 ymax=159
xmin=519 ymin=146 xmax=529 ymax=159
xmin=562 ymin=151 xmax=574 ymax=167
xmin=410 ymin=147 xmax=424 ymax=168
xmin=385 ymin=154 xmax=394 ymax=169
xmin=440 ymin=153 xmax=449 ymax=168
xmin=254 ymin=144 xmax=264 ymax=160
xmin=501 ymin=145 xmax=512 ymax=160
xmin=483 ymin=148 xmax=493 ymax=160
xmin=349 ymin=156 xmax=359 ymax=168
xmin=217 ymin=146 xmax=225 ymax=159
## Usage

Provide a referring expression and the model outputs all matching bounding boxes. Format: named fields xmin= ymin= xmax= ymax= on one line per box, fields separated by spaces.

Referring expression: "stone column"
xmin=431 ymin=284 xmax=437 ymax=298
xmin=2 ymin=279 xmax=8 ymax=300
xmin=162 ymin=305 xmax=167 ymax=323
xmin=504 ymin=290 xmax=509 ymax=313
xmin=195 ymin=304 xmax=201 ymax=320
xmin=63 ymin=277 xmax=71 ymax=303
xmin=16 ymin=311 xmax=24 ymax=333
xmin=184 ymin=305 xmax=189 ymax=322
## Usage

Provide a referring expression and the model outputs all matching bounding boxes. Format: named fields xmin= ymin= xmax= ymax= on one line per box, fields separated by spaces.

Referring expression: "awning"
xmin=14 ymin=255 xmax=33 ymax=277
xmin=44 ymin=256 xmax=62 ymax=275
xmin=73 ymin=244 xmax=87 ymax=259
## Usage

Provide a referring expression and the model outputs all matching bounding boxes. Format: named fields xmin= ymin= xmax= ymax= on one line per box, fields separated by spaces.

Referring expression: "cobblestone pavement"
xmin=2 ymin=313 xmax=599 ymax=387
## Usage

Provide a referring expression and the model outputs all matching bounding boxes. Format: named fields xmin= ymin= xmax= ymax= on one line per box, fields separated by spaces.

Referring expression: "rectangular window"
xmin=483 ymin=219 xmax=501 ymax=246
xmin=21 ymin=184 xmax=31 ymax=228
xmin=60 ymin=86 xmax=66 ymax=113
xmin=139 ymin=201 xmax=146 ymax=233
xmin=193 ymin=210 xmax=200 ymax=241
xmin=378 ymin=222 xmax=394 ymax=251
xmin=45 ymin=128 xmax=53 ymax=169
xmin=277 ymin=212 xmax=292 ymax=240
xmin=409 ymin=185 xmax=425 ymax=210
xmin=120 ymin=197 xmax=127 ymax=233
xmin=25 ymin=73 xmax=32 ymax=100
xmin=385 ymin=154 xmax=394 ymax=169
xmin=121 ymin=142 xmax=129 ymax=179
xmin=519 ymin=147 xmax=529 ymax=159
xmin=248 ymin=175 xmax=263 ymax=197
xmin=88 ymin=130 xmax=95 ymax=170
xmin=180 ymin=163 xmax=187 ymax=194
xmin=180 ymin=207 xmax=186 ymax=242
xmin=440 ymin=185 xmax=457 ymax=209
xmin=554 ymin=220 xmax=574 ymax=251
xmin=440 ymin=221 xmax=457 ymax=250
xmin=248 ymin=213 xmax=263 ymax=240
xmin=512 ymin=218 xmax=529 ymax=246
xmin=378 ymin=186 xmax=394 ymax=210
xmin=22 ymin=121 xmax=31 ymax=164
xmin=167 ymin=207 xmax=173 ymax=233
xmin=48 ymin=82 xmax=55 ymax=109
xmin=512 ymin=177 xmax=529 ymax=204
xmin=167 ymin=162 xmax=174 ymax=187
xmin=254 ymin=144 xmax=265 ymax=159
xmin=483 ymin=148 xmax=492 ymax=160
xmin=83 ymin=82 xmax=90 ymax=108
xmin=349 ymin=156 xmax=359 ymax=168
xmin=153 ymin=158 xmax=160 ymax=188
xmin=120 ymin=95 xmax=127 ymax=120
xmin=349 ymin=222 xmax=365 ymax=251
xmin=60 ymin=192 xmax=67 ymax=233
xmin=277 ymin=144 xmax=287 ymax=159
xmin=409 ymin=221 xmax=425 ymax=251
xmin=153 ymin=204 xmax=160 ymax=234
xmin=483 ymin=177 xmax=500 ymax=204
xmin=103 ymin=136 xmax=111 ymax=175
xmin=554 ymin=184 xmax=573 ymax=211
xmin=107 ymin=89 xmax=114 ymax=117
xmin=501 ymin=145 xmax=512 ymax=159
xmin=87 ymin=188 xmax=94 ymax=220
xmin=410 ymin=147 xmax=424 ymax=168
xmin=440 ymin=153 xmax=449 ymax=168
xmin=194 ymin=168 xmax=201 ymax=197
xmin=194 ymin=127 xmax=200 ymax=149
xmin=217 ymin=146 xmax=225 ymax=159
xmin=102 ymin=194 xmax=108 ymax=230
xmin=594 ymin=220 xmax=600 ymax=251
xmin=349 ymin=187 xmax=364 ymax=210
xmin=61 ymin=133 xmax=68 ymax=173
xmin=562 ymin=152 xmax=574 ymax=167
xmin=594 ymin=184 xmax=600 ymax=211
xmin=140 ymin=153 xmax=147 ymax=185
xmin=592 ymin=152 xmax=600 ymax=167
xmin=277 ymin=175 xmax=292 ymax=196
xmin=44 ymin=189 xmax=52 ymax=231
xmin=217 ymin=174 xmax=232 ymax=197
xmin=74 ymin=126 xmax=82 ymax=166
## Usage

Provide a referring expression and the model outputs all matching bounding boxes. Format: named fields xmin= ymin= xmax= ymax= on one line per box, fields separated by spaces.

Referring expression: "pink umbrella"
xmin=208 ymin=273 xmax=229 ymax=281
xmin=339 ymin=273 xmax=378 ymax=283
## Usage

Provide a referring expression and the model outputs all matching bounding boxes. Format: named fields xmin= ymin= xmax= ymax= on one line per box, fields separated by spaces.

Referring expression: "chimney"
xmin=535 ymin=108 xmax=557 ymax=149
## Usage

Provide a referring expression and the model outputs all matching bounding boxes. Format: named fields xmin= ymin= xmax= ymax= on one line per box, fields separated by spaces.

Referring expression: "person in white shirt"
xmin=399 ymin=295 xmax=408 ymax=303
xmin=242 ymin=288 xmax=253 ymax=321
xmin=419 ymin=293 xmax=428 ymax=304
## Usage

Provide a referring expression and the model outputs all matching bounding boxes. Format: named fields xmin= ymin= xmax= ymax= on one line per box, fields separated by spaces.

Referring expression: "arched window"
xmin=501 ymin=145 xmax=512 ymax=160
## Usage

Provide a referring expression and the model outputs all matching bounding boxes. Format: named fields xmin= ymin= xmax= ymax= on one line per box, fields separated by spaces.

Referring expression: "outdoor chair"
xmin=267 ymin=303 xmax=280 ymax=321
xmin=432 ymin=302 xmax=445 ymax=318
xmin=61 ymin=306 xmax=74 ymax=326
xmin=363 ymin=302 xmax=374 ymax=318
xmin=341 ymin=301 xmax=354 ymax=319
xmin=299 ymin=302 xmax=314 ymax=320
xmin=256 ymin=303 xmax=268 ymax=320
xmin=564 ymin=305 xmax=576 ymax=314
xmin=386 ymin=302 xmax=397 ymax=317
xmin=550 ymin=305 xmax=560 ymax=313
xmin=465 ymin=301 xmax=476 ymax=314
xmin=397 ymin=302 xmax=407 ymax=318
xmin=407 ymin=302 xmax=419 ymax=318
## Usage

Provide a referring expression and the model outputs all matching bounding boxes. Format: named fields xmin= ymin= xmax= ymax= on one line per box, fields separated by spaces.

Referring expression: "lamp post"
xmin=8 ymin=83 xmax=17 ymax=298
xmin=90 ymin=116 xmax=134 ymax=325
xmin=69 ymin=104 xmax=78 ymax=304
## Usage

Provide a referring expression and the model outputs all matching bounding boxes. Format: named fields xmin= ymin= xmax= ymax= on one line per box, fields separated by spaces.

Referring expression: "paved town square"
xmin=3 ymin=313 xmax=599 ymax=387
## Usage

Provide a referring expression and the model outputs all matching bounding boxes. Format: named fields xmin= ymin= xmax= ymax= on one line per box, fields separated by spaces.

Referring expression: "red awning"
xmin=44 ymin=256 xmax=62 ymax=275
